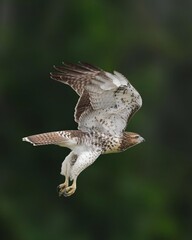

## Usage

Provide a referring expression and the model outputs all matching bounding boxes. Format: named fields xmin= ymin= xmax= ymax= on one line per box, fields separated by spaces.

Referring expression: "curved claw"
xmin=63 ymin=186 xmax=76 ymax=197
xmin=57 ymin=181 xmax=68 ymax=197
xmin=57 ymin=178 xmax=77 ymax=197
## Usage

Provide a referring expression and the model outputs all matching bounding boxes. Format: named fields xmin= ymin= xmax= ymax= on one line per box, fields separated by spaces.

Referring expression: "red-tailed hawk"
xmin=23 ymin=62 xmax=144 ymax=197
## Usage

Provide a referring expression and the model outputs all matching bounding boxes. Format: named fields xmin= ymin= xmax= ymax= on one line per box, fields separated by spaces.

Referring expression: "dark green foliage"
xmin=1 ymin=0 xmax=192 ymax=239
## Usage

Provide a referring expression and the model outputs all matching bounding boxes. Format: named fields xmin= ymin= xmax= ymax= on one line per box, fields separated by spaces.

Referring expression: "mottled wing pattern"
xmin=78 ymin=71 xmax=142 ymax=135
xmin=50 ymin=62 xmax=101 ymax=95
xmin=74 ymin=90 xmax=91 ymax=122
xmin=50 ymin=62 xmax=103 ymax=122
xmin=50 ymin=63 xmax=142 ymax=135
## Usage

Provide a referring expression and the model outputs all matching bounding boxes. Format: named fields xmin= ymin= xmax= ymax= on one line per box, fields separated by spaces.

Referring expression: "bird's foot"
xmin=63 ymin=185 xmax=76 ymax=197
xmin=57 ymin=178 xmax=76 ymax=197
xmin=57 ymin=181 xmax=68 ymax=197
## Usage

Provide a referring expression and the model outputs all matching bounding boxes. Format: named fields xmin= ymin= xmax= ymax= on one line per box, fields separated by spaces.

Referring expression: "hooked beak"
xmin=140 ymin=136 xmax=145 ymax=143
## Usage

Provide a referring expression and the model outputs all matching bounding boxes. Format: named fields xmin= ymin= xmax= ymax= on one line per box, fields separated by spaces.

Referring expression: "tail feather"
xmin=22 ymin=130 xmax=82 ymax=148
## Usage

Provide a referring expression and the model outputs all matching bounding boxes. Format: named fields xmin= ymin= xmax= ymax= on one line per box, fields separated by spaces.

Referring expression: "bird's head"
xmin=120 ymin=132 xmax=145 ymax=151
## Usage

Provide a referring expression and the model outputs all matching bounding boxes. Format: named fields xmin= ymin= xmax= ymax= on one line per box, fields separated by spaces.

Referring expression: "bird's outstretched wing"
xmin=51 ymin=63 xmax=142 ymax=135
xmin=50 ymin=62 xmax=101 ymax=95
xmin=50 ymin=62 xmax=102 ymax=122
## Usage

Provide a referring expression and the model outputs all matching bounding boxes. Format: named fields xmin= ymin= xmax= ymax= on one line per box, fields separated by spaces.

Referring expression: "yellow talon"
xmin=63 ymin=179 xmax=77 ymax=197
xmin=57 ymin=178 xmax=69 ymax=196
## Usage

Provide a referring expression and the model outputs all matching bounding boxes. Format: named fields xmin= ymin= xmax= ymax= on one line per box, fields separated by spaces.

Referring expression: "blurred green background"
xmin=1 ymin=0 xmax=192 ymax=239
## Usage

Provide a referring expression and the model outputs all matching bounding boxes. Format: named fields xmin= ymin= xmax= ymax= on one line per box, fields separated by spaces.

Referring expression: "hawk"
xmin=23 ymin=62 xmax=144 ymax=197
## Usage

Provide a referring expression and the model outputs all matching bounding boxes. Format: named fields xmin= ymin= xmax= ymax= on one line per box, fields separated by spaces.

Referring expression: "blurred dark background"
xmin=1 ymin=0 xmax=192 ymax=239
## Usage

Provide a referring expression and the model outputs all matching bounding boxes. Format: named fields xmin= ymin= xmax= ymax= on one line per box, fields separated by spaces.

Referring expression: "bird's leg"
xmin=58 ymin=155 xmax=71 ymax=196
xmin=63 ymin=178 xmax=77 ymax=197
xmin=57 ymin=177 xmax=69 ymax=197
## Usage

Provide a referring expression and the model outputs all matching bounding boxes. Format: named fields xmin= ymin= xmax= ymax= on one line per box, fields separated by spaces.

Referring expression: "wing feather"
xmin=78 ymin=70 xmax=142 ymax=135
xmin=50 ymin=63 xmax=142 ymax=135
xmin=50 ymin=62 xmax=101 ymax=95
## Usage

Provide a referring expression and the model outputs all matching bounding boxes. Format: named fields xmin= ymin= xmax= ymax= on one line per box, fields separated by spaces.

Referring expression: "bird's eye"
xmin=135 ymin=135 xmax=140 ymax=139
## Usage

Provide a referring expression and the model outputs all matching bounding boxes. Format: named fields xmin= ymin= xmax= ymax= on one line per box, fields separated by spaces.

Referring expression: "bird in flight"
xmin=23 ymin=62 xmax=144 ymax=197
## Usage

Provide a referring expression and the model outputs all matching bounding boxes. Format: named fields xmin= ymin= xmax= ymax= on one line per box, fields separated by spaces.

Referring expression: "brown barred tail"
xmin=22 ymin=131 xmax=68 ymax=146
xmin=22 ymin=130 xmax=83 ymax=149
